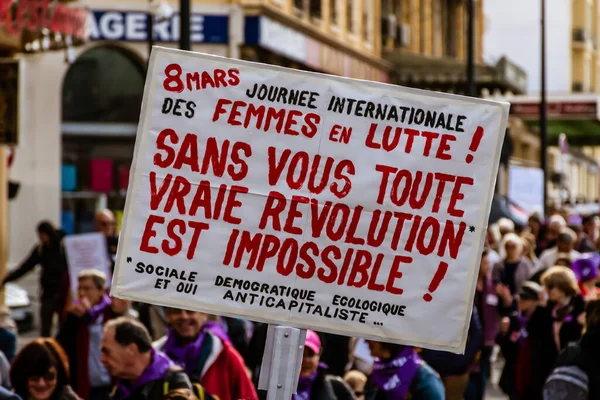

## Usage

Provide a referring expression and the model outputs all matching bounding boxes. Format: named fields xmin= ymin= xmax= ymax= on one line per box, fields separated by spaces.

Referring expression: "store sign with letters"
xmin=89 ymin=11 xmax=229 ymax=44
xmin=111 ymin=47 xmax=509 ymax=353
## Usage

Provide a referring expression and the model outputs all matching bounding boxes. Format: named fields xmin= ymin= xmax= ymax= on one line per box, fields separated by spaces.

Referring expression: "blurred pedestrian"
xmin=2 ymin=221 xmax=68 ymax=337
xmin=571 ymin=253 xmax=600 ymax=301
xmin=0 ymin=310 xmax=17 ymax=362
xmin=110 ymin=298 xmax=139 ymax=320
xmin=94 ymin=210 xmax=118 ymax=266
xmin=57 ymin=270 xmax=116 ymax=400
xmin=292 ymin=330 xmax=354 ymax=400
xmin=366 ymin=342 xmax=444 ymax=400
xmin=537 ymin=215 xmax=567 ymax=255
xmin=569 ymin=218 xmax=596 ymax=253
xmin=100 ymin=318 xmax=196 ymax=400
xmin=527 ymin=267 xmax=585 ymax=400
xmin=496 ymin=281 xmax=542 ymax=400
xmin=497 ymin=218 xmax=515 ymax=238
xmin=528 ymin=214 xmax=542 ymax=240
xmin=154 ymin=308 xmax=255 ymax=400
xmin=466 ymin=250 xmax=498 ymax=400
xmin=10 ymin=338 xmax=80 ymax=400
xmin=521 ymin=232 xmax=540 ymax=270
xmin=582 ymin=214 xmax=597 ymax=242
xmin=539 ymin=230 xmax=580 ymax=271
xmin=543 ymin=299 xmax=600 ymax=399
xmin=343 ymin=371 xmax=366 ymax=400
xmin=492 ymin=234 xmax=536 ymax=308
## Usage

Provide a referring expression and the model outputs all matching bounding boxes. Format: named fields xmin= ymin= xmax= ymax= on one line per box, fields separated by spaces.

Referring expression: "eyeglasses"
xmin=28 ymin=370 xmax=57 ymax=383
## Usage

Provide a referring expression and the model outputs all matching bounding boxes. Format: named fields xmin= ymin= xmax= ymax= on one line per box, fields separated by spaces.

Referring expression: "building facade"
xmin=8 ymin=0 xmax=392 ymax=266
xmin=383 ymin=0 xmax=527 ymax=96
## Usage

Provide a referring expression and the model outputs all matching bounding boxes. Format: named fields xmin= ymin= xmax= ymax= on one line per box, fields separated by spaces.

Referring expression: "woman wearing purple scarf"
xmin=293 ymin=330 xmax=355 ymax=400
xmin=365 ymin=342 xmax=444 ymax=400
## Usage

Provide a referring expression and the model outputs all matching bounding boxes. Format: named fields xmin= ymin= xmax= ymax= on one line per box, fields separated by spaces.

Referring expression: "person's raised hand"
xmin=71 ymin=302 xmax=86 ymax=317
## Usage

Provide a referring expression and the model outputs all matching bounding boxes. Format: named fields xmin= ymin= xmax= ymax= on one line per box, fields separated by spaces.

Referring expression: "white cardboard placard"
xmin=111 ymin=47 xmax=509 ymax=353
xmin=64 ymin=232 xmax=111 ymax=296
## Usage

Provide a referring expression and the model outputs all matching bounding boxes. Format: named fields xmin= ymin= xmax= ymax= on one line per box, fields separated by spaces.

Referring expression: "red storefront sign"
xmin=511 ymin=101 xmax=597 ymax=118
xmin=0 ymin=0 xmax=88 ymax=40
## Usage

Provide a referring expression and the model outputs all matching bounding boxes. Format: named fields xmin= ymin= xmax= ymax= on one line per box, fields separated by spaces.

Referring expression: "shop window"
xmin=347 ymin=0 xmax=355 ymax=34
xmin=330 ymin=0 xmax=339 ymax=25
xmin=62 ymin=46 xmax=145 ymax=123
xmin=310 ymin=0 xmax=322 ymax=20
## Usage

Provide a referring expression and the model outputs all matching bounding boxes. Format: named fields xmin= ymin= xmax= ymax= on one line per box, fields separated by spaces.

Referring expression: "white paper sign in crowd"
xmin=111 ymin=47 xmax=509 ymax=353
xmin=64 ymin=232 xmax=111 ymax=297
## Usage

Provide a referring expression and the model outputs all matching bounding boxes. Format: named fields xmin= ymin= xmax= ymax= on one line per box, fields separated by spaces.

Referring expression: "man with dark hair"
xmin=101 ymin=317 xmax=202 ymax=400
xmin=154 ymin=309 xmax=257 ymax=400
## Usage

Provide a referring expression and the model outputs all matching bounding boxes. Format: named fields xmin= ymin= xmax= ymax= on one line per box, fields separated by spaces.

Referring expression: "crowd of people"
xmin=0 ymin=208 xmax=598 ymax=400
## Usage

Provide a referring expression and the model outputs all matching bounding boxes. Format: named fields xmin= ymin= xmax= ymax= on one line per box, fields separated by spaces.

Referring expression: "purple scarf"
xmin=163 ymin=328 xmax=208 ymax=376
xmin=115 ymin=350 xmax=172 ymax=399
xmin=371 ymin=347 xmax=423 ymax=400
xmin=517 ymin=314 xmax=529 ymax=347
xmin=87 ymin=294 xmax=111 ymax=322
xmin=293 ymin=363 xmax=327 ymax=400
xmin=294 ymin=371 xmax=317 ymax=400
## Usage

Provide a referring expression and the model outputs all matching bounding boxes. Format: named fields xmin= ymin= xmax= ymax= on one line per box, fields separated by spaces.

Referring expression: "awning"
xmin=523 ymin=119 xmax=600 ymax=146
xmin=489 ymin=194 xmax=529 ymax=226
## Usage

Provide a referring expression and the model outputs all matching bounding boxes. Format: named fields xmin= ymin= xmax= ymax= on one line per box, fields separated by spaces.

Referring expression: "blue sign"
xmin=89 ymin=10 xmax=228 ymax=44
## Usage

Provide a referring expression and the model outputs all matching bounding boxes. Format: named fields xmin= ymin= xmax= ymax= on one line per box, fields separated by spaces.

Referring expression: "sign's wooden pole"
xmin=258 ymin=325 xmax=306 ymax=400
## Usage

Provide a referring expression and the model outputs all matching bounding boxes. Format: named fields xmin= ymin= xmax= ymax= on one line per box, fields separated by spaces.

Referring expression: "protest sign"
xmin=64 ymin=232 xmax=111 ymax=296
xmin=508 ymin=165 xmax=544 ymax=215
xmin=111 ymin=47 xmax=509 ymax=353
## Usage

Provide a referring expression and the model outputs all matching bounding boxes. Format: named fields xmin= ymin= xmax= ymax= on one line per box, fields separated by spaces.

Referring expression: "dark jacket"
xmin=57 ymin=307 xmax=119 ymax=400
xmin=576 ymin=233 xmax=595 ymax=253
xmin=310 ymin=369 xmax=355 ymax=400
xmin=55 ymin=386 xmax=81 ymax=400
xmin=367 ymin=364 xmax=445 ymax=400
xmin=110 ymin=367 xmax=192 ymax=400
xmin=527 ymin=296 xmax=585 ymax=400
xmin=550 ymin=330 xmax=600 ymax=400
xmin=420 ymin=309 xmax=483 ymax=377
xmin=3 ymin=238 xmax=68 ymax=300
xmin=496 ymin=310 xmax=534 ymax=399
